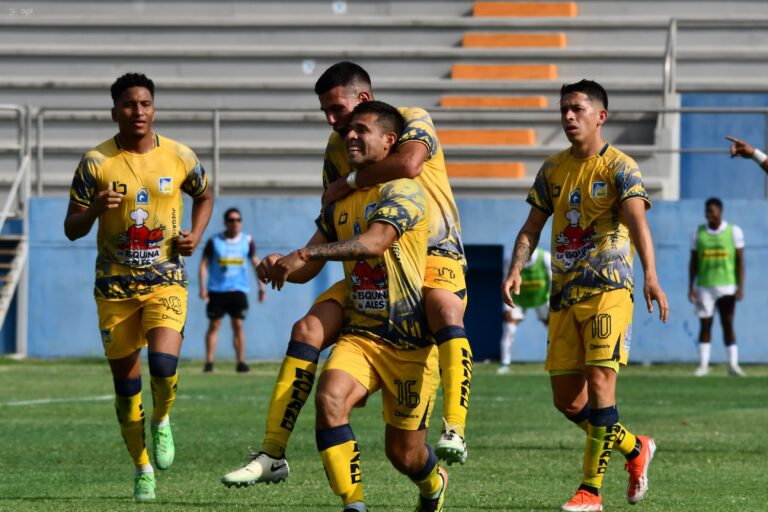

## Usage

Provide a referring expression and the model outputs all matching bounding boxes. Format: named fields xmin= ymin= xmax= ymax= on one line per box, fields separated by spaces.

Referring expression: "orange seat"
xmin=462 ymin=33 xmax=567 ymax=48
xmin=473 ymin=2 xmax=578 ymax=17
xmin=440 ymin=96 xmax=548 ymax=108
xmin=447 ymin=163 xmax=526 ymax=178
xmin=451 ymin=64 xmax=557 ymax=80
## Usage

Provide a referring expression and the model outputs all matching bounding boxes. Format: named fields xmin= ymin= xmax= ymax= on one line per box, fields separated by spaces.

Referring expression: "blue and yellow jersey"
xmin=69 ymin=133 xmax=208 ymax=300
xmin=322 ymin=106 xmax=465 ymax=267
xmin=526 ymin=143 xmax=650 ymax=311
xmin=316 ymin=178 xmax=432 ymax=350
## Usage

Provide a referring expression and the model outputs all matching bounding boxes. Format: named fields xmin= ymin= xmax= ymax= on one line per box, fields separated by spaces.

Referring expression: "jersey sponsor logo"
xmin=591 ymin=181 xmax=607 ymax=199
xmin=338 ymin=210 xmax=348 ymax=225
xmin=353 ymin=219 xmax=361 ymax=235
xmin=554 ymin=208 xmax=596 ymax=270
xmin=136 ymin=187 xmax=149 ymax=206
xmin=158 ymin=177 xmax=173 ymax=194
xmin=116 ymin=208 xmax=164 ymax=266
xmin=350 ymin=261 xmax=388 ymax=311
xmin=569 ymin=188 xmax=581 ymax=207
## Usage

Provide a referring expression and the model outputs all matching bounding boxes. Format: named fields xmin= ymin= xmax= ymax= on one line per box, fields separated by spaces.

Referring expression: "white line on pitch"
xmin=0 ymin=395 xmax=114 ymax=407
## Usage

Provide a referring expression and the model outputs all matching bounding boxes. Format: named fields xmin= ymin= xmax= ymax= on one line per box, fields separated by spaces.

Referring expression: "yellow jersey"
xmin=316 ymin=178 xmax=432 ymax=350
xmin=322 ymin=107 xmax=465 ymax=267
xmin=526 ymin=143 xmax=650 ymax=311
xmin=69 ymin=133 xmax=208 ymax=300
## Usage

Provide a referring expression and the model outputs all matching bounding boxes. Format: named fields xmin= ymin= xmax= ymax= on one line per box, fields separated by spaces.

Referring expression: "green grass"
xmin=0 ymin=359 xmax=766 ymax=511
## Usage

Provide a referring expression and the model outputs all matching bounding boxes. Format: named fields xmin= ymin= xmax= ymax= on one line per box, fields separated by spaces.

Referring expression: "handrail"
xmin=663 ymin=17 xmax=678 ymax=111
xmin=0 ymin=155 xmax=31 ymax=231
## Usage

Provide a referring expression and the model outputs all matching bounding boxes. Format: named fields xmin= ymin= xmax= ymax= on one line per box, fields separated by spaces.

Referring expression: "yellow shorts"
xmin=96 ymin=285 xmax=187 ymax=360
xmin=323 ymin=333 xmax=440 ymax=431
xmin=546 ymin=288 xmax=633 ymax=372
xmin=314 ymin=256 xmax=468 ymax=308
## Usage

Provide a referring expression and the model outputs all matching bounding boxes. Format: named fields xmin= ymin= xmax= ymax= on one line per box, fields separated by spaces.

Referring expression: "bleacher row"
xmin=1 ymin=0 xmax=767 ymax=198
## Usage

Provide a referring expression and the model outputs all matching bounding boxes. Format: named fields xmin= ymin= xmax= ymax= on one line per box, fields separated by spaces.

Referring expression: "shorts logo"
xmin=624 ymin=323 xmax=632 ymax=353
xmin=136 ymin=187 xmax=149 ymax=206
xmin=591 ymin=182 xmax=607 ymax=199
xmin=160 ymin=296 xmax=183 ymax=315
xmin=100 ymin=329 xmax=112 ymax=346
xmin=158 ymin=177 xmax=173 ymax=194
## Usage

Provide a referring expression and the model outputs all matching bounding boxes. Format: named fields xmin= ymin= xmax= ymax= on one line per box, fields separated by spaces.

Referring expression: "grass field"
xmin=0 ymin=359 xmax=766 ymax=511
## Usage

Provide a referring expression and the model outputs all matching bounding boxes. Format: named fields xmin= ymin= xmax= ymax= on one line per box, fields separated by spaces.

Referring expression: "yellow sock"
xmin=317 ymin=424 xmax=364 ymax=505
xmin=409 ymin=446 xmax=442 ymax=497
xmin=612 ymin=422 xmax=639 ymax=457
xmin=150 ymin=372 xmax=178 ymax=422
xmin=436 ymin=327 xmax=472 ymax=437
xmin=262 ymin=341 xmax=320 ymax=458
xmin=582 ymin=406 xmax=619 ymax=490
xmin=115 ymin=387 xmax=149 ymax=467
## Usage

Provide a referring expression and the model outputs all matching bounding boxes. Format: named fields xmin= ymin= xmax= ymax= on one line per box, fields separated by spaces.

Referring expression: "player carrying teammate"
xmin=501 ymin=80 xmax=668 ymax=511
xmin=64 ymin=73 xmax=213 ymax=501
xmin=222 ymin=62 xmax=471 ymax=488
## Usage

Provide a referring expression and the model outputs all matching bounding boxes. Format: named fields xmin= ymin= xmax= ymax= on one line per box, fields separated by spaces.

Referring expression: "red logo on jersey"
xmin=351 ymin=261 xmax=387 ymax=291
xmin=116 ymin=208 xmax=165 ymax=266
xmin=554 ymin=208 xmax=597 ymax=269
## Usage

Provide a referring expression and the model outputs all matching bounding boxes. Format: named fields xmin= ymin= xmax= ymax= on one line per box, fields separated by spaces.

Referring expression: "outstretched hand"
xmin=256 ymin=253 xmax=285 ymax=284
xmin=725 ymin=135 xmax=755 ymax=159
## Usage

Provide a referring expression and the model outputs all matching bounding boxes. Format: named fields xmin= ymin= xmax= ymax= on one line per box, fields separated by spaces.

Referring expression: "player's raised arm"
xmin=726 ymin=135 xmax=768 ymax=174
xmin=502 ymin=207 xmax=548 ymax=308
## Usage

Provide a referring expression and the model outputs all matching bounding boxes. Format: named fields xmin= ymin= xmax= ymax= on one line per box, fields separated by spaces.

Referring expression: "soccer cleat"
xmin=625 ymin=436 xmax=656 ymax=504
xmin=693 ymin=365 xmax=709 ymax=377
xmin=133 ymin=472 xmax=156 ymax=502
xmin=434 ymin=418 xmax=467 ymax=465
xmin=343 ymin=502 xmax=367 ymax=512
xmin=151 ymin=422 xmax=175 ymax=470
xmin=203 ymin=362 xmax=214 ymax=373
xmin=221 ymin=450 xmax=290 ymax=487
xmin=496 ymin=365 xmax=511 ymax=375
xmin=728 ymin=365 xmax=746 ymax=377
xmin=236 ymin=362 xmax=251 ymax=373
xmin=414 ymin=466 xmax=448 ymax=512
xmin=561 ymin=489 xmax=603 ymax=511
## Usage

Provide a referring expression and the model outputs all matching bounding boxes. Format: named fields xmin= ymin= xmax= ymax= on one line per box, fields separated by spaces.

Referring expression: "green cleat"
xmin=133 ymin=472 xmax=156 ymax=502
xmin=151 ymin=422 xmax=175 ymax=470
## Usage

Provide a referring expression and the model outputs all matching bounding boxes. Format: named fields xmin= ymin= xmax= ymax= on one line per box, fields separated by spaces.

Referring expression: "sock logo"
xmin=597 ymin=429 xmax=617 ymax=475
xmin=460 ymin=347 xmax=473 ymax=409
xmin=280 ymin=367 xmax=315 ymax=431
xmin=350 ymin=442 xmax=362 ymax=484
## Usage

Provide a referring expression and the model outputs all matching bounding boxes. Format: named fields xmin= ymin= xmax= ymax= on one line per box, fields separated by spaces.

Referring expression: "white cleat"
xmin=693 ymin=366 xmax=709 ymax=377
xmin=434 ymin=418 xmax=467 ymax=465
xmin=728 ymin=365 xmax=747 ymax=377
xmin=496 ymin=365 xmax=511 ymax=375
xmin=221 ymin=451 xmax=290 ymax=488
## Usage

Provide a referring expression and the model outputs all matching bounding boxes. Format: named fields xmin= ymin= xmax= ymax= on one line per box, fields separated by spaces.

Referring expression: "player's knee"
xmin=553 ymin=397 xmax=583 ymax=416
xmin=425 ymin=290 xmax=465 ymax=330
xmin=385 ymin=443 xmax=419 ymax=473
xmin=148 ymin=352 xmax=178 ymax=377
xmin=291 ymin=316 xmax=325 ymax=349
xmin=314 ymin=388 xmax=348 ymax=426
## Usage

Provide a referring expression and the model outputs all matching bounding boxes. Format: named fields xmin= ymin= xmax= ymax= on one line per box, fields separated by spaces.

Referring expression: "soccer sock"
xmin=114 ymin=377 xmax=150 ymax=468
xmin=566 ymin=404 xmax=590 ymax=432
xmin=581 ymin=406 xmax=619 ymax=493
xmin=316 ymin=424 xmax=364 ymax=506
xmin=567 ymin=405 xmax=641 ymax=460
xmin=727 ymin=344 xmax=739 ymax=368
xmin=262 ymin=341 xmax=320 ymax=458
xmin=408 ymin=445 xmax=442 ymax=498
xmin=500 ymin=321 xmax=517 ymax=366
xmin=698 ymin=342 xmax=711 ymax=368
xmin=148 ymin=352 xmax=179 ymax=422
xmin=436 ymin=326 xmax=472 ymax=438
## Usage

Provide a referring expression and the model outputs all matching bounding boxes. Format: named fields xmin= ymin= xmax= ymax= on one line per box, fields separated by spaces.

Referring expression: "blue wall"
xmin=681 ymin=93 xmax=768 ymax=199
xmin=25 ymin=196 xmax=768 ymax=364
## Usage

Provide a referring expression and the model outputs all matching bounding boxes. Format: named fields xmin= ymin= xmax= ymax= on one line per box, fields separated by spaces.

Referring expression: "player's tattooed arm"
xmin=302 ymin=236 xmax=374 ymax=261
xmin=510 ymin=229 xmax=540 ymax=273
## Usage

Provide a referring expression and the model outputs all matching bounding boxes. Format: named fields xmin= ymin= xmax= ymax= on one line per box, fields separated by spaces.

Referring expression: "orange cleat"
xmin=625 ymin=436 xmax=656 ymax=504
xmin=561 ymin=489 xmax=603 ymax=511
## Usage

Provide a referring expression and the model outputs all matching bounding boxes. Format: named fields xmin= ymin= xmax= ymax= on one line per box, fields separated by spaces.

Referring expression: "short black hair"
xmin=351 ymin=101 xmax=405 ymax=138
xmin=224 ymin=207 xmax=241 ymax=222
xmin=110 ymin=73 xmax=155 ymax=105
xmin=314 ymin=61 xmax=372 ymax=96
xmin=560 ymin=79 xmax=608 ymax=110
xmin=705 ymin=197 xmax=723 ymax=210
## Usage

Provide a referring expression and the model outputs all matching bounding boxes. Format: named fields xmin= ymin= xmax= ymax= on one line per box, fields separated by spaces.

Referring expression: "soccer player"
xmin=199 ymin=207 xmax=266 ymax=373
xmin=689 ymin=198 xmax=746 ymax=377
xmin=221 ymin=62 xmax=470 ymax=487
xmin=64 ymin=73 xmax=213 ymax=501
xmin=501 ymin=80 xmax=668 ymax=511
xmin=726 ymin=134 xmax=768 ymax=174
xmin=269 ymin=101 xmax=446 ymax=512
xmin=497 ymin=248 xmax=551 ymax=374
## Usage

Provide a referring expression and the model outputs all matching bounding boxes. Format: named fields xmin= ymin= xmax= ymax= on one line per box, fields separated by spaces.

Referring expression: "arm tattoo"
xmin=510 ymin=229 xmax=540 ymax=272
xmin=305 ymin=235 xmax=376 ymax=261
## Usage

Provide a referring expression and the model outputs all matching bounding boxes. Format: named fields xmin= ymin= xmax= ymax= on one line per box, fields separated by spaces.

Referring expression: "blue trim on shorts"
xmin=316 ymin=424 xmax=355 ymax=451
xmin=418 ymin=398 xmax=431 ymax=431
xmin=148 ymin=352 xmax=179 ymax=377
xmin=286 ymin=340 xmax=320 ymax=364
xmin=409 ymin=445 xmax=437 ymax=481
xmin=434 ymin=326 xmax=466 ymax=345
xmin=114 ymin=376 xmax=142 ymax=397
xmin=589 ymin=405 xmax=619 ymax=427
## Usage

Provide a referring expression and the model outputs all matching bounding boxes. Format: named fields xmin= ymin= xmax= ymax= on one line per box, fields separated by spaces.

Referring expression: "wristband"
xmin=752 ymin=148 xmax=767 ymax=164
xmin=346 ymin=170 xmax=358 ymax=189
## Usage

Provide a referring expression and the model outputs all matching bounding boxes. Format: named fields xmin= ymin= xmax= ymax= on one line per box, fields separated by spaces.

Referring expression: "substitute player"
xmin=689 ymin=198 xmax=746 ymax=377
xmin=222 ymin=62 xmax=471 ymax=488
xmin=497 ymin=248 xmax=551 ymax=374
xmin=501 ymin=80 xmax=668 ymax=511
xmin=267 ymin=102 xmax=446 ymax=512
xmin=64 ymin=73 xmax=213 ymax=501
